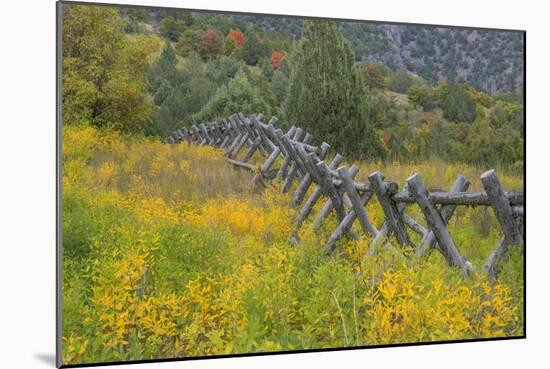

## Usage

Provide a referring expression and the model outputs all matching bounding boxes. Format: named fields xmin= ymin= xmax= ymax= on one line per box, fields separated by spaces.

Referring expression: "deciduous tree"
xmin=199 ymin=29 xmax=223 ymax=60
xmin=62 ymin=5 xmax=156 ymax=131
xmin=159 ymin=16 xmax=186 ymax=42
xmin=223 ymin=29 xmax=245 ymax=59
xmin=408 ymin=84 xmax=437 ymax=111
xmin=227 ymin=29 xmax=245 ymax=47
xmin=363 ymin=64 xmax=385 ymax=90
xmin=175 ymin=29 xmax=201 ymax=57
xmin=270 ymin=51 xmax=284 ymax=70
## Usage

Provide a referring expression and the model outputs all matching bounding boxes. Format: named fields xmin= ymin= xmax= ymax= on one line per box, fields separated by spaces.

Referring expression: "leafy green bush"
xmin=193 ymin=71 xmax=272 ymax=123
xmin=388 ymin=71 xmax=422 ymax=93
xmin=407 ymin=84 xmax=437 ymax=111
xmin=159 ymin=16 xmax=187 ymax=41
xmin=437 ymin=84 xmax=477 ymax=123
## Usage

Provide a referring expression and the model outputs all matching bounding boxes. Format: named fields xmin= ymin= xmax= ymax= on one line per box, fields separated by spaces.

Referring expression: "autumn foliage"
xmin=62 ymin=124 xmax=524 ymax=365
xmin=270 ymin=51 xmax=284 ymax=70
xmin=60 ymin=5 xmax=525 ymax=366
xmin=227 ymin=29 xmax=245 ymax=47
xmin=199 ymin=29 xmax=223 ymax=60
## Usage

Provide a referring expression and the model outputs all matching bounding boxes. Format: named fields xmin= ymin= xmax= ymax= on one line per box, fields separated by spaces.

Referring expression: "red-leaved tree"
xmin=199 ymin=29 xmax=223 ymax=60
xmin=227 ymin=29 xmax=245 ymax=47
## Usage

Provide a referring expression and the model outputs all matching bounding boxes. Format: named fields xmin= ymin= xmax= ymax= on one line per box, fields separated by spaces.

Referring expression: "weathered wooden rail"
xmin=166 ymin=113 xmax=525 ymax=278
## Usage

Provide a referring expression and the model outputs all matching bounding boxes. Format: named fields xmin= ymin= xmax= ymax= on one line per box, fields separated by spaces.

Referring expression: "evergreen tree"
xmin=259 ymin=57 xmax=274 ymax=80
xmin=147 ymin=75 xmax=217 ymax=136
xmin=148 ymin=41 xmax=179 ymax=93
xmin=193 ymin=70 xmax=271 ymax=123
xmin=437 ymin=84 xmax=477 ymax=123
xmin=242 ymin=34 xmax=261 ymax=65
xmin=153 ymin=79 xmax=173 ymax=106
xmin=251 ymin=73 xmax=277 ymax=114
xmin=271 ymin=70 xmax=288 ymax=106
xmin=285 ymin=20 xmax=386 ymax=159
xmin=205 ymin=56 xmax=241 ymax=86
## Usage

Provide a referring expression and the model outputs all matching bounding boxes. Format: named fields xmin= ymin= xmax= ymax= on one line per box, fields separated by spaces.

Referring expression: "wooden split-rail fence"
xmin=166 ymin=113 xmax=525 ymax=278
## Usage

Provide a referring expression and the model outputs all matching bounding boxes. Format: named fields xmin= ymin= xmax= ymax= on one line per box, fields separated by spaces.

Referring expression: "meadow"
xmin=61 ymin=124 xmax=524 ymax=365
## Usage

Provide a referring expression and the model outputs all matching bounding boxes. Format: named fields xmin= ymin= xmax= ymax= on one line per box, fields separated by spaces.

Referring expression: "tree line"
xmin=62 ymin=4 xmax=524 ymax=168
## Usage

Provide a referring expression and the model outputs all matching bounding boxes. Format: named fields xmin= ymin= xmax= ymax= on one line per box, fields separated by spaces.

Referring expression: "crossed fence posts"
xmin=166 ymin=112 xmax=525 ymax=279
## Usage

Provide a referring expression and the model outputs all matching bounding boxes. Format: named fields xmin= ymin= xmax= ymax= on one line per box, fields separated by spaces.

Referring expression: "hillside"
xmin=121 ymin=8 xmax=524 ymax=94
xmin=228 ymin=14 xmax=524 ymax=93
xmin=65 ymin=6 xmax=525 ymax=168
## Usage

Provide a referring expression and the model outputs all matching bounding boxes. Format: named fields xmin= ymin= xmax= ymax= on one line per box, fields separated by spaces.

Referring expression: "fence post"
xmin=415 ymin=175 xmax=470 ymax=258
xmin=250 ymin=114 xmax=276 ymax=153
xmin=277 ymin=127 xmax=299 ymax=178
xmin=281 ymin=132 xmax=312 ymax=193
xmin=314 ymin=160 xmax=346 ymax=222
xmin=407 ymin=173 xmax=472 ymax=275
xmin=368 ymin=171 xmax=412 ymax=247
xmin=229 ymin=132 xmax=250 ymax=159
xmin=323 ymin=191 xmax=374 ymax=252
xmin=481 ymin=169 xmax=523 ymax=277
xmin=280 ymin=133 xmax=308 ymax=178
xmin=250 ymin=147 xmax=282 ymax=188
xmin=294 ymin=153 xmax=344 ymax=232
xmin=291 ymin=142 xmax=330 ymax=207
xmin=313 ymin=165 xmax=359 ymax=229
xmin=481 ymin=169 xmax=523 ymax=244
xmin=338 ymin=166 xmax=378 ymax=237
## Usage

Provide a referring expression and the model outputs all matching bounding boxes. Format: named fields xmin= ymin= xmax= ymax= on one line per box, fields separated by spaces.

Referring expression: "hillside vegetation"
xmin=186 ymin=12 xmax=524 ymax=92
xmin=63 ymin=5 xmax=523 ymax=168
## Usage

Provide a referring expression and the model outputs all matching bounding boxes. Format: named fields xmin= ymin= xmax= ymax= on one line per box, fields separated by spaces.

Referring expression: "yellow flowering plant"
xmin=62 ymin=125 xmax=523 ymax=365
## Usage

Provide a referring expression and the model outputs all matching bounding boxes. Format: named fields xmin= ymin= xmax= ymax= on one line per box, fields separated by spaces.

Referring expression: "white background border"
xmin=1 ymin=0 xmax=546 ymax=368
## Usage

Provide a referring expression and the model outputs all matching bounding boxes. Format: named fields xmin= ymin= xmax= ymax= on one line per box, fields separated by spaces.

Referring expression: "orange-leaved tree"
xmin=270 ymin=51 xmax=284 ymax=70
xmin=199 ymin=29 xmax=223 ymax=60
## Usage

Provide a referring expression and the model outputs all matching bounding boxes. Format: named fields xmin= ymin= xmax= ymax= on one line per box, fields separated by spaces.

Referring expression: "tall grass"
xmin=61 ymin=125 xmax=524 ymax=365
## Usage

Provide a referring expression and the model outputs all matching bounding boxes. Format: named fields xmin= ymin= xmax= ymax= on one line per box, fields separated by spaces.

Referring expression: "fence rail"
xmin=166 ymin=113 xmax=525 ymax=278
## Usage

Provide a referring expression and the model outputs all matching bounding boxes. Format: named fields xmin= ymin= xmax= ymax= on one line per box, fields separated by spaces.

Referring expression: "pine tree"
xmin=285 ymin=20 xmax=386 ymax=159
xmin=242 ymin=34 xmax=261 ymax=66
xmin=153 ymin=79 xmax=173 ymax=106
xmin=271 ymin=70 xmax=289 ymax=106
xmin=147 ymin=75 xmax=217 ymax=136
xmin=148 ymin=41 xmax=179 ymax=93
